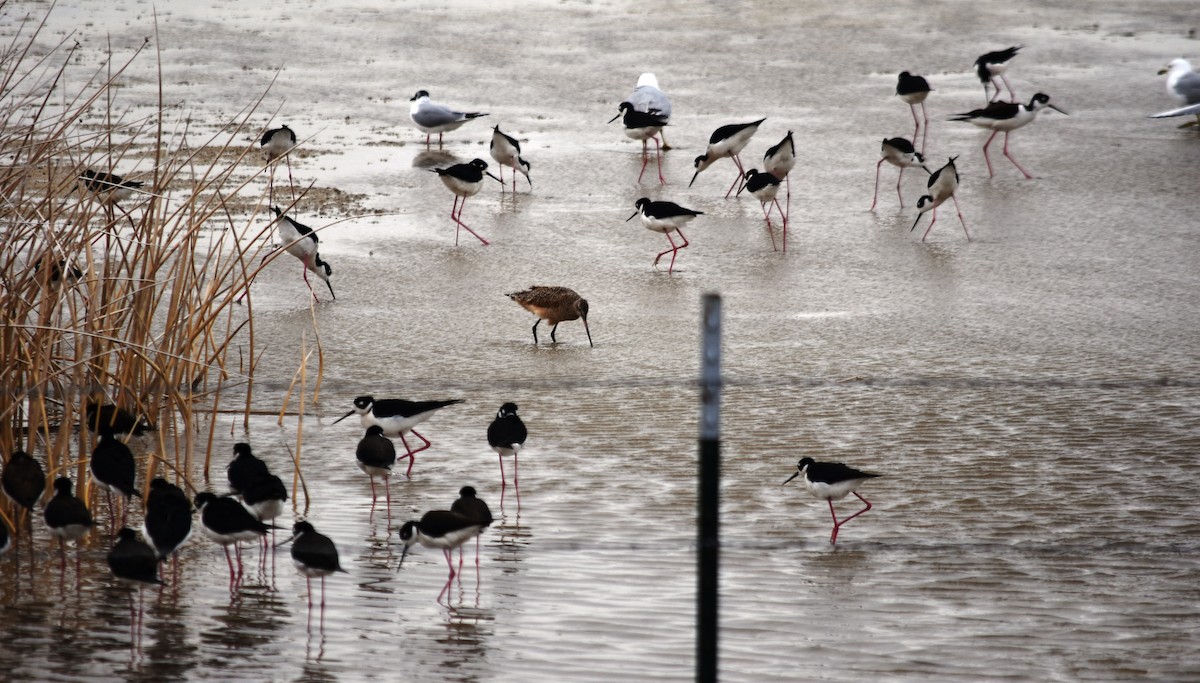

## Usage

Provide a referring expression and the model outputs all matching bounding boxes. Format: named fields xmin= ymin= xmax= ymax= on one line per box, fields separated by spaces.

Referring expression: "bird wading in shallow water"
xmin=783 ymin=457 xmax=882 ymax=545
xmin=506 ymin=286 xmax=593 ymax=347
xmin=398 ymin=509 xmax=488 ymax=603
xmin=431 ymin=159 xmax=502 ymax=245
xmin=489 ymin=125 xmax=532 ymax=191
xmin=409 ymin=90 xmax=489 ymax=147
xmin=260 ymin=124 xmax=297 ymax=204
xmin=690 ymin=118 xmax=765 ymax=197
xmin=910 ymin=156 xmax=969 ymax=242
xmin=871 ymin=137 xmax=929 ymax=211
xmin=487 ymin=403 xmax=528 ymax=504
xmin=609 ymin=101 xmax=670 ymax=185
xmin=949 ymin=93 xmax=1067 ymax=179
xmin=334 ymin=396 xmax=464 ymax=477
xmin=896 ymin=72 xmax=933 ymax=153
xmin=741 ymin=169 xmax=787 ymax=252
xmin=627 ymin=198 xmax=703 ymax=273
xmin=626 ymin=72 xmax=673 ymax=149
xmin=974 ymin=46 xmax=1021 ymax=102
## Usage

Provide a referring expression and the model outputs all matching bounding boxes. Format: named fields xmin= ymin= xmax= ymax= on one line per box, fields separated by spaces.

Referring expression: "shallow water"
xmin=4 ymin=0 xmax=1200 ymax=681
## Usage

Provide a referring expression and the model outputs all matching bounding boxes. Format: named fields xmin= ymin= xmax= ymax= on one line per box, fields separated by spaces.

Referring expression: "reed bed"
xmin=0 ymin=5 xmax=322 ymax=509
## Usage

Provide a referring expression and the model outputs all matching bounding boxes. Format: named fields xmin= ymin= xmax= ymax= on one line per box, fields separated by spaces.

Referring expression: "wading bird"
xmin=432 ymin=159 xmax=502 ymax=245
xmin=910 ymin=156 xmax=969 ymax=242
xmin=627 ymin=198 xmax=703 ymax=273
xmin=609 ymin=102 xmax=669 ymax=185
xmin=742 ymin=169 xmax=787 ymax=251
xmin=356 ymin=425 xmax=397 ymax=516
xmin=896 ymin=72 xmax=933 ymax=152
xmin=398 ymin=509 xmax=488 ymax=603
xmin=626 ymin=72 xmax=673 ymax=149
xmin=690 ymin=118 xmax=765 ymax=197
xmin=334 ymin=396 xmax=464 ymax=477
xmin=783 ymin=457 xmax=882 ymax=545
xmin=489 ymin=126 xmax=532 ymax=191
xmin=506 ymin=286 xmax=593 ymax=347
xmin=409 ymin=90 xmax=489 ymax=147
xmin=974 ymin=46 xmax=1021 ymax=102
xmin=870 ymin=137 xmax=929 ymax=211
xmin=260 ymin=124 xmax=297 ymax=204
xmin=949 ymin=93 xmax=1067 ymax=179
xmin=487 ymin=403 xmax=528 ymax=501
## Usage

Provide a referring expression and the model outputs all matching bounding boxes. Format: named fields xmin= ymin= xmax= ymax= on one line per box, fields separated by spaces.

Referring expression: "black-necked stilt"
xmin=107 ymin=527 xmax=161 ymax=585
xmin=487 ymin=403 xmax=527 ymax=499
xmin=356 ymin=425 xmax=397 ymax=515
xmin=398 ymin=509 xmax=488 ymax=602
xmin=783 ymin=457 xmax=882 ymax=545
xmin=690 ymin=118 xmax=765 ymax=198
xmin=950 ymin=93 xmax=1067 ymax=179
xmin=609 ymin=101 xmax=669 ymax=185
xmin=85 ymin=398 xmax=151 ymax=436
xmin=194 ymin=491 xmax=273 ymax=580
xmin=489 ymin=125 xmax=532 ymax=192
xmin=3 ymin=449 xmax=45 ymax=536
xmin=896 ymin=72 xmax=933 ymax=153
xmin=626 ymin=72 xmax=673 ymax=149
xmin=282 ymin=520 xmax=345 ymax=609
xmin=43 ymin=477 xmax=92 ymax=565
xmin=107 ymin=527 xmax=161 ymax=644
xmin=627 ymin=198 xmax=703 ymax=273
xmin=974 ymin=46 xmax=1021 ymax=102
xmin=450 ymin=486 xmax=493 ymax=568
xmin=266 ymin=206 xmax=336 ymax=301
xmin=242 ymin=473 xmax=288 ymax=525
xmin=143 ymin=478 xmax=192 ymax=563
xmin=432 ymin=158 xmax=501 ymax=246
xmin=334 ymin=395 xmax=464 ymax=477
xmin=870 ymin=137 xmax=929 ymax=211
xmin=260 ymin=124 xmax=297 ymax=204
xmin=90 ymin=431 xmax=139 ymax=529
xmin=409 ymin=90 xmax=489 ymax=147
xmin=506 ymin=286 xmax=593 ymax=347
xmin=742 ymin=169 xmax=787 ymax=252
xmin=79 ymin=169 xmax=144 ymax=227
xmin=228 ymin=443 xmax=270 ymax=496
xmin=910 ymin=156 xmax=970 ymax=242
xmin=1152 ymin=58 xmax=1200 ymax=127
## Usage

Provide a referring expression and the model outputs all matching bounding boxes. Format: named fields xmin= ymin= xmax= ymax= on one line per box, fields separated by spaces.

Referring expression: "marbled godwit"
xmin=506 ymin=286 xmax=593 ymax=347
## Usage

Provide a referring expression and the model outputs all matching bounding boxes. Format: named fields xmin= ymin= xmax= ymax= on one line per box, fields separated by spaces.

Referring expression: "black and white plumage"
xmin=487 ymin=403 xmax=528 ymax=494
xmin=626 ymin=72 xmax=673 ymax=148
xmin=107 ymin=528 xmax=162 ymax=585
xmin=782 ymin=457 xmax=882 ymax=545
xmin=489 ymin=126 xmax=531 ymax=191
xmin=431 ymin=158 xmax=502 ymax=246
xmin=194 ymin=491 xmax=273 ymax=579
xmin=227 ymin=443 xmax=270 ymax=497
xmin=287 ymin=520 xmax=345 ymax=608
xmin=609 ymin=101 xmax=669 ymax=185
xmin=356 ymin=425 xmax=397 ymax=512
xmin=90 ymin=431 xmax=139 ymax=528
xmin=334 ymin=395 xmax=464 ymax=477
xmin=409 ymin=90 xmax=489 ymax=146
xmin=450 ymin=486 xmax=494 ymax=566
xmin=974 ymin=46 xmax=1021 ymax=102
xmin=910 ymin=156 xmax=970 ymax=242
xmin=870 ymin=137 xmax=929 ymax=211
xmin=626 ymin=198 xmax=703 ymax=273
xmin=1151 ymin=58 xmax=1200 ymax=126
xmin=266 ymin=206 xmax=335 ymax=301
xmin=241 ymin=473 xmax=288 ymax=524
xmin=79 ymin=169 xmax=144 ymax=206
xmin=43 ymin=477 xmax=93 ymax=551
xmin=690 ymin=118 xmax=765 ymax=197
xmin=3 ymin=450 xmax=45 ymax=531
xmin=742 ymin=169 xmax=787 ymax=252
xmin=762 ymin=131 xmax=796 ymax=181
xmin=950 ymin=93 xmax=1067 ymax=179
xmin=143 ymin=478 xmax=192 ymax=561
xmin=398 ymin=509 xmax=488 ymax=602
xmin=896 ymin=72 xmax=933 ymax=152
xmin=260 ymin=125 xmax=296 ymax=163
xmin=506 ymin=286 xmax=593 ymax=347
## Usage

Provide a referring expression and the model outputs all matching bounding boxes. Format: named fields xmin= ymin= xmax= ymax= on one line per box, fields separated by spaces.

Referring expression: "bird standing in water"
xmin=783 ymin=457 xmax=882 ymax=545
xmin=506 ymin=286 xmax=593 ymax=347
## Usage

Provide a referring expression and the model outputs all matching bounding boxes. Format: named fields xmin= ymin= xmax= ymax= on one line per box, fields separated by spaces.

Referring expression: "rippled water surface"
xmin=3 ymin=0 xmax=1200 ymax=681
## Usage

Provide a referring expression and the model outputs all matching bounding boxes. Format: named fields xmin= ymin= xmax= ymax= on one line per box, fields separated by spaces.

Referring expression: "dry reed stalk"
xmin=1 ymin=5 xmax=326 ymax=510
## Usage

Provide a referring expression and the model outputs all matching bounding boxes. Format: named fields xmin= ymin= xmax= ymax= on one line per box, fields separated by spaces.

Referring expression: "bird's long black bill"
xmin=910 ymin=214 xmax=924 ymax=232
xmin=326 ymin=282 xmax=337 ymax=300
xmin=487 ymin=172 xmax=503 ymax=184
xmin=273 ymin=534 xmax=296 ymax=548
xmin=583 ymin=318 xmax=594 ymax=348
xmin=332 ymin=410 xmax=356 ymax=424
xmin=397 ymin=544 xmax=409 ymax=572
xmin=782 ymin=471 xmax=801 ymax=485
xmin=689 ymin=170 xmax=701 ymax=187
xmin=1049 ymin=104 xmax=1069 ymax=116
xmin=624 ymin=211 xmax=638 ymax=222
xmin=607 ymin=112 xmax=620 ymax=124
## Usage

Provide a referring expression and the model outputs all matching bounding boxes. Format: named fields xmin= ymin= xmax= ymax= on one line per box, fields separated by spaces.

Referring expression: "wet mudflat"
xmin=2 ymin=0 xmax=1200 ymax=681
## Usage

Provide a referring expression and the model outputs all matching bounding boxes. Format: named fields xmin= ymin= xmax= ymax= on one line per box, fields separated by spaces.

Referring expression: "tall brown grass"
xmin=0 ymin=5 xmax=320 ymax=509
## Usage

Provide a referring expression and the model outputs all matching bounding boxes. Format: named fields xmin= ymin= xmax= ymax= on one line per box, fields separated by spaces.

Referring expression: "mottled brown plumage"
xmin=507 ymin=286 xmax=593 ymax=347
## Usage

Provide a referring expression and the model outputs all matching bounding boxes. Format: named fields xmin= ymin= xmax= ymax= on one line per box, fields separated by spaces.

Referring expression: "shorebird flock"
xmin=7 ymin=49 xmax=1195 ymax=630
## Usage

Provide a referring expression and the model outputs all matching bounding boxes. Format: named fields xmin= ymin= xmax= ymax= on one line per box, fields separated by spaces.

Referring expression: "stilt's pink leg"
xmin=870 ymin=158 xmax=885 ymax=211
xmin=982 ymin=130 xmax=999 ymax=178
xmin=950 ymin=194 xmax=971 ymax=241
xmin=922 ymin=205 xmax=940 ymax=242
xmin=896 ymin=167 xmax=906 ymax=207
xmin=1001 ymin=131 xmax=1033 ymax=179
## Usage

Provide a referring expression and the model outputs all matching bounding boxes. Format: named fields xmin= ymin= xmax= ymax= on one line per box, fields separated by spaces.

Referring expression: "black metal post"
xmin=698 ymin=293 xmax=721 ymax=683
